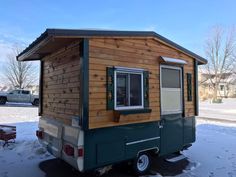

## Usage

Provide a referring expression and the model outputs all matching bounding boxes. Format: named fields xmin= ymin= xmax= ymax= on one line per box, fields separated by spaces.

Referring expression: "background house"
xmin=199 ymin=72 xmax=236 ymax=100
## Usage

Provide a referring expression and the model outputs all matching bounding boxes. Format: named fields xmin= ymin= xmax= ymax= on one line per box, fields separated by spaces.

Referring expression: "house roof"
xmin=16 ymin=28 xmax=207 ymax=65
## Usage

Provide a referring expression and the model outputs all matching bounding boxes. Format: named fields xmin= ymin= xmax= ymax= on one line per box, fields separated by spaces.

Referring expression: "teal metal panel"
xmin=83 ymin=121 xmax=160 ymax=170
xmin=160 ymin=114 xmax=183 ymax=156
xmin=183 ymin=116 xmax=196 ymax=145
xmin=97 ymin=141 xmax=125 ymax=164
xmin=83 ymin=116 xmax=196 ymax=171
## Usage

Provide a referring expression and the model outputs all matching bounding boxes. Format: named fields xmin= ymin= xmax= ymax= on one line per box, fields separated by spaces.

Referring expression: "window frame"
xmin=160 ymin=65 xmax=183 ymax=115
xmin=114 ymin=67 xmax=144 ymax=110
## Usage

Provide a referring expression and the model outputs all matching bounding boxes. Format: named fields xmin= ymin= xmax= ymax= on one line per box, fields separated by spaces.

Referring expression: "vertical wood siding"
xmin=89 ymin=38 xmax=196 ymax=129
xmin=41 ymin=41 xmax=81 ymax=125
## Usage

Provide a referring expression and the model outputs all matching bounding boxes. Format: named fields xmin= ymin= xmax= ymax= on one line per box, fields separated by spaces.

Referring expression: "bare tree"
xmin=200 ymin=26 xmax=236 ymax=101
xmin=4 ymin=45 xmax=38 ymax=89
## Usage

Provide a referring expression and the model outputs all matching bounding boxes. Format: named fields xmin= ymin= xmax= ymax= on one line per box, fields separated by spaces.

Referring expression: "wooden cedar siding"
xmin=41 ymin=41 xmax=81 ymax=125
xmin=88 ymin=38 xmax=196 ymax=129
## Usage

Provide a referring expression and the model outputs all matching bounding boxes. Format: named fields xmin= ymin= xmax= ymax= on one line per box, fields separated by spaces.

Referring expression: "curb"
xmin=197 ymin=117 xmax=236 ymax=124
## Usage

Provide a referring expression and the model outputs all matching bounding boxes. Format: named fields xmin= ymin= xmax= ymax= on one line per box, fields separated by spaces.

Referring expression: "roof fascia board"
xmin=17 ymin=29 xmax=207 ymax=64
xmin=17 ymin=35 xmax=52 ymax=61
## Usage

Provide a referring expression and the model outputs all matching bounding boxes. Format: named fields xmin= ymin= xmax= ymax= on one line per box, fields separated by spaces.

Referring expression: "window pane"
xmin=161 ymin=89 xmax=182 ymax=113
xmin=161 ymin=68 xmax=181 ymax=88
xmin=13 ymin=90 xmax=20 ymax=94
xmin=116 ymin=73 xmax=128 ymax=106
xmin=130 ymin=74 xmax=142 ymax=106
xmin=22 ymin=90 xmax=30 ymax=94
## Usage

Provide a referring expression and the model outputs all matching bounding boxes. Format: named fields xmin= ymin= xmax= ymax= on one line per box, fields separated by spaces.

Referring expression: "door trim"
xmin=160 ymin=65 xmax=183 ymax=115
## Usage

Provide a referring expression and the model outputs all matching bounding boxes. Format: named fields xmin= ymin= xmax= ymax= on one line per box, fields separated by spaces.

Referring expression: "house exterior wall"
xmin=229 ymin=85 xmax=236 ymax=97
xmin=199 ymin=73 xmax=236 ymax=100
xmin=41 ymin=41 xmax=81 ymax=125
xmin=88 ymin=37 xmax=196 ymax=129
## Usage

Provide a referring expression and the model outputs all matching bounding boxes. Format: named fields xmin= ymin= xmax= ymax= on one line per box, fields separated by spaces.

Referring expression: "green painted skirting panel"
xmin=183 ymin=116 xmax=196 ymax=145
xmin=83 ymin=121 xmax=160 ymax=170
xmin=159 ymin=114 xmax=183 ymax=156
xmin=83 ymin=116 xmax=196 ymax=171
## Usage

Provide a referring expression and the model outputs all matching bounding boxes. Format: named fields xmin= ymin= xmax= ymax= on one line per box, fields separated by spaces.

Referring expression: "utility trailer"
xmin=17 ymin=29 xmax=207 ymax=175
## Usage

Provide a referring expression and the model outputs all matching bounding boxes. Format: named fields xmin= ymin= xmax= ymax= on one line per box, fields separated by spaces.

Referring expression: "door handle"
xmin=159 ymin=119 xmax=165 ymax=129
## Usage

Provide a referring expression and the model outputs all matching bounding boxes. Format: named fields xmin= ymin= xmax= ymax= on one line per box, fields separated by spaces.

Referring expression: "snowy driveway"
xmin=199 ymin=98 xmax=236 ymax=121
xmin=0 ymin=104 xmax=236 ymax=177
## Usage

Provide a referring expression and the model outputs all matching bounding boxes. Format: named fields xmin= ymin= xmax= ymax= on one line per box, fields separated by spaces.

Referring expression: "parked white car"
xmin=0 ymin=89 xmax=39 ymax=106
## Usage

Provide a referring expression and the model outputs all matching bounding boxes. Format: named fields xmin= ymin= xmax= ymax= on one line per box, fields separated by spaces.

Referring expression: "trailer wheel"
xmin=133 ymin=152 xmax=151 ymax=175
xmin=0 ymin=97 xmax=6 ymax=105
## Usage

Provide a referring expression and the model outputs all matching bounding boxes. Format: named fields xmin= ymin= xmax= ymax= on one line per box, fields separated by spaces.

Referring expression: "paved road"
xmin=199 ymin=98 xmax=236 ymax=122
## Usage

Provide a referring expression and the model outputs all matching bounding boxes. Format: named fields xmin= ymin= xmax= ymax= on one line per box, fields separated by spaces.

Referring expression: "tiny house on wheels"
xmin=17 ymin=29 xmax=207 ymax=175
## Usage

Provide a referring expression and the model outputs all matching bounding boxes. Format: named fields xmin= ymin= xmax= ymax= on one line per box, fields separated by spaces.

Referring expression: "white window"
xmin=114 ymin=68 xmax=144 ymax=110
xmin=160 ymin=65 xmax=182 ymax=115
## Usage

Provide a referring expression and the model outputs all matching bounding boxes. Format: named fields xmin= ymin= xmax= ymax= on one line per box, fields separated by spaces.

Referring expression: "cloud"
xmin=143 ymin=25 xmax=157 ymax=31
xmin=0 ymin=31 xmax=30 ymax=62
xmin=0 ymin=42 xmax=12 ymax=62
xmin=0 ymin=30 xmax=31 ymax=82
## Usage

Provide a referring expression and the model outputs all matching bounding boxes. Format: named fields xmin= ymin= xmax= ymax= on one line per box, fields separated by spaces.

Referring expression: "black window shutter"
xmin=106 ymin=67 xmax=114 ymax=110
xmin=187 ymin=73 xmax=192 ymax=101
xmin=143 ymin=71 xmax=149 ymax=108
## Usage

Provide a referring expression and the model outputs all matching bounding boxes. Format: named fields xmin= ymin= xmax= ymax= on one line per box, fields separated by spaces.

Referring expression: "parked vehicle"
xmin=0 ymin=89 xmax=39 ymax=106
xmin=17 ymin=29 xmax=207 ymax=175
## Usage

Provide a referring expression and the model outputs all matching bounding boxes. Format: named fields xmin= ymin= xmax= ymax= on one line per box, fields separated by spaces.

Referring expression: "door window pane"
xmin=161 ymin=68 xmax=181 ymax=88
xmin=161 ymin=66 xmax=182 ymax=114
xmin=13 ymin=90 xmax=20 ymax=94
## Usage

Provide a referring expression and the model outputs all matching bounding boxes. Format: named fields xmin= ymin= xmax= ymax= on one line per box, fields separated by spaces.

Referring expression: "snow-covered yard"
xmin=182 ymin=120 xmax=236 ymax=177
xmin=199 ymin=98 xmax=236 ymax=121
xmin=0 ymin=104 xmax=52 ymax=177
xmin=0 ymin=104 xmax=236 ymax=177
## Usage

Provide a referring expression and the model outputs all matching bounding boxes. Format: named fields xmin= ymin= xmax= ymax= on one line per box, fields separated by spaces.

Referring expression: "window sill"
xmin=113 ymin=108 xmax=152 ymax=122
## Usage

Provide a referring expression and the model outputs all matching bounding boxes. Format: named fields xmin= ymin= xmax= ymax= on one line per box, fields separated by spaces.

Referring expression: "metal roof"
xmin=17 ymin=28 xmax=207 ymax=64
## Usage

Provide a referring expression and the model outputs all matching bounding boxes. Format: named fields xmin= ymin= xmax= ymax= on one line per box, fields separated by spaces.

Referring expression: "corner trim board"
xmin=194 ymin=60 xmax=199 ymax=115
xmin=39 ymin=60 xmax=43 ymax=116
xmin=80 ymin=39 xmax=89 ymax=130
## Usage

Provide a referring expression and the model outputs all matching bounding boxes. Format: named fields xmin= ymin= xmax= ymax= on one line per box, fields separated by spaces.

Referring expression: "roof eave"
xmin=16 ymin=29 xmax=208 ymax=64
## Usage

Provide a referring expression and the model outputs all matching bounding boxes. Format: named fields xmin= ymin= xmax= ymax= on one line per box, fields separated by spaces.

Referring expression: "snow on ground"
xmin=0 ymin=103 xmax=236 ymax=177
xmin=179 ymin=119 xmax=236 ymax=177
xmin=199 ymin=98 xmax=236 ymax=121
xmin=0 ymin=103 xmax=52 ymax=177
xmin=0 ymin=102 xmax=39 ymax=124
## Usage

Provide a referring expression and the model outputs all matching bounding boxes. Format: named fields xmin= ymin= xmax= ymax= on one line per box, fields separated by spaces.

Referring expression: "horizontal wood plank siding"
xmin=41 ymin=41 xmax=81 ymax=125
xmin=89 ymin=38 xmax=196 ymax=129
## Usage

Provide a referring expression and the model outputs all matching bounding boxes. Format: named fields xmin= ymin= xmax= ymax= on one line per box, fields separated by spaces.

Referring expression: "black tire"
xmin=33 ymin=99 xmax=39 ymax=106
xmin=132 ymin=152 xmax=151 ymax=175
xmin=0 ymin=97 xmax=7 ymax=105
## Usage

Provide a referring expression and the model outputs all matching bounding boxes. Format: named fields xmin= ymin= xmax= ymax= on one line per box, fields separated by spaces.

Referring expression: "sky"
xmin=0 ymin=0 xmax=236 ymax=78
